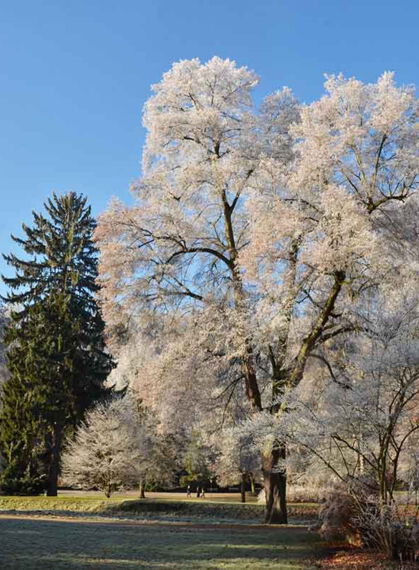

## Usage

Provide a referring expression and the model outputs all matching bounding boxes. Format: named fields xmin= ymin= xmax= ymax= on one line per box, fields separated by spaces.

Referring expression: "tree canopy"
xmin=96 ymin=58 xmax=418 ymax=523
xmin=0 ymin=192 xmax=113 ymax=495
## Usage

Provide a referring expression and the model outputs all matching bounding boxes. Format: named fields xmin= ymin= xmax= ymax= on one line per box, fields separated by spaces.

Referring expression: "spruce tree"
xmin=0 ymin=192 xmax=113 ymax=495
xmin=0 ymin=304 xmax=9 ymax=384
xmin=0 ymin=295 xmax=71 ymax=494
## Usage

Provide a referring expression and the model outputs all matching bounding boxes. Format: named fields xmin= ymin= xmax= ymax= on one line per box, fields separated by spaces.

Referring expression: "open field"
xmin=0 ymin=493 xmax=323 ymax=569
xmin=0 ymin=492 xmax=319 ymax=524
xmin=1 ymin=494 xmax=414 ymax=568
xmin=7 ymin=493 xmax=414 ymax=569
xmin=0 ymin=515 xmax=323 ymax=569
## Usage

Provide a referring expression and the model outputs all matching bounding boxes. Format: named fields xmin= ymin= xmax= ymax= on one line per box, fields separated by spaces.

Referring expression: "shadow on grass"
xmin=0 ymin=517 xmax=322 ymax=569
xmin=0 ymin=498 xmax=319 ymax=527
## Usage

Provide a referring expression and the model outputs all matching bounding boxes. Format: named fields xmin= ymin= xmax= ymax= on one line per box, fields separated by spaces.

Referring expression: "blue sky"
xmin=0 ymin=0 xmax=418 ymax=293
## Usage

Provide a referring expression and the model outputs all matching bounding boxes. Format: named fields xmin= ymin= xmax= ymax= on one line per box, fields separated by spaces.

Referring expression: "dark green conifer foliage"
xmin=0 ymin=193 xmax=113 ymax=495
xmin=0 ymin=304 xmax=9 ymax=384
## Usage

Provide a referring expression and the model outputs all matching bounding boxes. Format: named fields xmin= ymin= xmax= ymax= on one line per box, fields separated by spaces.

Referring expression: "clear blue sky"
xmin=1 ymin=0 xmax=418 ymax=293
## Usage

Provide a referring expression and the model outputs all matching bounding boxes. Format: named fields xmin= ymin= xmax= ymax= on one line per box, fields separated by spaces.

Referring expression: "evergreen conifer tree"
xmin=0 ymin=304 xmax=9 ymax=385
xmin=0 ymin=192 xmax=113 ymax=495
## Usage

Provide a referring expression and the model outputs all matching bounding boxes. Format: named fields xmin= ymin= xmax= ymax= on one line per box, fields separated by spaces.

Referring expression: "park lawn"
xmin=0 ymin=494 xmax=123 ymax=513
xmin=0 ymin=493 xmax=319 ymax=522
xmin=0 ymin=515 xmax=323 ymax=569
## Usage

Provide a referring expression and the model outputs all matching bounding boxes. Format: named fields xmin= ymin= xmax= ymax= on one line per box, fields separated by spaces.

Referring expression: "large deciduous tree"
xmin=96 ymin=59 xmax=418 ymax=522
xmin=0 ymin=192 xmax=113 ymax=495
xmin=237 ymin=71 xmax=418 ymax=521
xmin=274 ymin=287 xmax=419 ymax=559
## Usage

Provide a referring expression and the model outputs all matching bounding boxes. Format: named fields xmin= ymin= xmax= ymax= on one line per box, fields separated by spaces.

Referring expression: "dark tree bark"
xmin=262 ymin=444 xmax=287 ymax=524
xmin=259 ymin=272 xmax=346 ymax=523
xmin=240 ymin=472 xmax=246 ymax=503
xmin=139 ymin=480 xmax=146 ymax=499
xmin=46 ymin=425 xmax=62 ymax=497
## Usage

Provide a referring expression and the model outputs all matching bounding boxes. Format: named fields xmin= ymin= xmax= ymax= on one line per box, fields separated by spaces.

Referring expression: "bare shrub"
xmin=287 ymin=481 xmax=334 ymax=503
xmin=355 ymin=503 xmax=418 ymax=563
xmin=319 ymin=484 xmax=361 ymax=545
xmin=319 ymin=480 xmax=419 ymax=562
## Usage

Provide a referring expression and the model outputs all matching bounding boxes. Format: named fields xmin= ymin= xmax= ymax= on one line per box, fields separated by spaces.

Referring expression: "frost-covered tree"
xmin=281 ymin=292 xmax=419 ymax=503
xmin=273 ymin=289 xmax=419 ymax=559
xmin=62 ymin=395 xmax=175 ymax=497
xmin=62 ymin=397 xmax=140 ymax=497
xmin=96 ymin=58 xmax=418 ymax=522
xmin=96 ymin=57 xmax=297 ymax=521
xmin=213 ymin=428 xmax=260 ymax=502
xmin=124 ymin=395 xmax=177 ymax=497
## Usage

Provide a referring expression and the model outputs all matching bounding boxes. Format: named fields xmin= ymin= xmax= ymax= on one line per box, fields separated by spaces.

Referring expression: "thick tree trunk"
xmin=46 ymin=425 xmax=62 ymax=496
xmin=139 ymin=480 xmax=146 ymax=499
xmin=46 ymin=460 xmax=58 ymax=496
xmin=240 ymin=472 xmax=246 ymax=503
xmin=262 ymin=444 xmax=287 ymax=524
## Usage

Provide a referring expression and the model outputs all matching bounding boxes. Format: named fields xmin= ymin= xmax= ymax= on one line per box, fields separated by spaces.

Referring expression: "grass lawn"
xmin=0 ymin=494 xmax=323 ymax=568
xmin=0 ymin=493 xmax=319 ymax=524
xmin=0 ymin=515 xmax=322 ymax=569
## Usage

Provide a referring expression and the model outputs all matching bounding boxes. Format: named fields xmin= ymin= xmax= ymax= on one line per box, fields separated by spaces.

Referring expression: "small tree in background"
xmin=62 ymin=396 xmax=175 ymax=497
xmin=213 ymin=428 xmax=260 ymax=502
xmin=180 ymin=433 xmax=215 ymax=491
